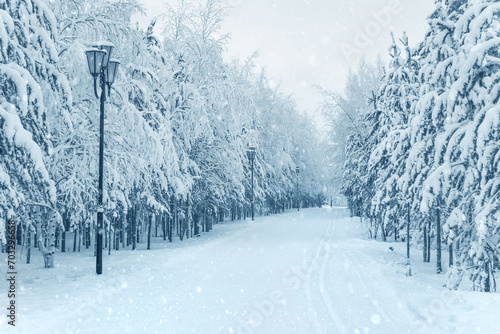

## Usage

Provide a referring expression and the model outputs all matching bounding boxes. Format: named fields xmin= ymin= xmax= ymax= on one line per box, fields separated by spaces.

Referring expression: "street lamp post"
xmin=85 ymin=42 xmax=120 ymax=275
xmin=329 ymin=164 xmax=333 ymax=207
xmin=247 ymin=145 xmax=256 ymax=221
xmin=296 ymin=166 xmax=300 ymax=211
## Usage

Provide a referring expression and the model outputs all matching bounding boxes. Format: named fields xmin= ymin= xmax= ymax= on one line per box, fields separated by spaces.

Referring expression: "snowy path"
xmin=2 ymin=207 xmax=500 ymax=334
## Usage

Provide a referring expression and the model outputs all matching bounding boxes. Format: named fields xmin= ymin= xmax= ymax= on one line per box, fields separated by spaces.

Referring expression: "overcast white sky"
xmin=134 ymin=0 xmax=435 ymax=125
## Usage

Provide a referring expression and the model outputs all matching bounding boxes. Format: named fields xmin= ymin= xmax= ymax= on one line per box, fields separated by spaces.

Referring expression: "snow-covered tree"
xmin=336 ymin=0 xmax=499 ymax=292
xmin=367 ymin=32 xmax=419 ymax=241
xmin=0 ymin=0 xmax=70 ymax=265
xmin=320 ymin=58 xmax=384 ymax=219
xmin=441 ymin=0 xmax=500 ymax=292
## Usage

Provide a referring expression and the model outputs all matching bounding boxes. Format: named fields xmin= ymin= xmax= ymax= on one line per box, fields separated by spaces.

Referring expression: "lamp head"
xmin=85 ymin=48 xmax=106 ymax=77
xmin=92 ymin=41 xmax=115 ymax=69
xmin=105 ymin=59 xmax=120 ymax=86
xmin=247 ymin=145 xmax=256 ymax=161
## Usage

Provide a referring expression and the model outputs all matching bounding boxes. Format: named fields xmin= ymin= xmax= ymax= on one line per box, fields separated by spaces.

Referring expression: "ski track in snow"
xmin=304 ymin=219 xmax=332 ymax=334
xmin=2 ymin=207 xmax=500 ymax=334
xmin=304 ymin=218 xmax=348 ymax=334
xmin=318 ymin=229 xmax=348 ymax=334
xmin=337 ymin=250 xmax=401 ymax=333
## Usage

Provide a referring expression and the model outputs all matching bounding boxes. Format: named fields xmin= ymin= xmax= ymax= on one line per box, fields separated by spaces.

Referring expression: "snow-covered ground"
xmin=1 ymin=207 xmax=500 ymax=334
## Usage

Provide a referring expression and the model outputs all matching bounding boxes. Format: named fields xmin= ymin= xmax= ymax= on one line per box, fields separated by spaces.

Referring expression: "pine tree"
xmin=369 ymin=32 xmax=419 ymax=241
xmin=407 ymin=0 xmax=464 ymax=266
xmin=444 ymin=0 xmax=500 ymax=292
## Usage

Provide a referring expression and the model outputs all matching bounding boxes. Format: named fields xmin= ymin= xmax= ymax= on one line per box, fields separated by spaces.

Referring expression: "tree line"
xmin=0 ymin=0 xmax=328 ymax=267
xmin=323 ymin=0 xmax=499 ymax=292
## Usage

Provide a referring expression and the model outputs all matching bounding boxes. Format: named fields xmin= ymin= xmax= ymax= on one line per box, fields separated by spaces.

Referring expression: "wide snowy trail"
xmin=3 ymin=208 xmax=500 ymax=334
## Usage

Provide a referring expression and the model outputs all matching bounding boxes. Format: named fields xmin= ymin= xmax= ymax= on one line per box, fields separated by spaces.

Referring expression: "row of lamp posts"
xmin=247 ymin=145 xmax=256 ymax=221
xmin=84 ymin=42 xmax=302 ymax=275
xmin=296 ymin=166 xmax=300 ymax=211
xmin=246 ymin=145 xmax=301 ymax=219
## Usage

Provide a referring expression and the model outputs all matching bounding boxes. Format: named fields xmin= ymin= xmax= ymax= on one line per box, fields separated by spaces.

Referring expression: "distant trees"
xmin=327 ymin=0 xmax=499 ymax=292
xmin=320 ymin=58 xmax=384 ymax=220
xmin=1 ymin=0 xmax=327 ymax=266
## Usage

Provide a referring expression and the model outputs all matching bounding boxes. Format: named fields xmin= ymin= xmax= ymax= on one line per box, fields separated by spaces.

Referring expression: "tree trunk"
xmin=78 ymin=224 xmax=81 ymax=253
xmin=121 ymin=215 xmax=126 ymax=249
xmin=423 ymin=224 xmax=427 ymax=262
xmin=86 ymin=225 xmax=90 ymax=249
xmin=208 ymin=209 xmax=211 ymax=231
xmin=484 ymin=262 xmax=491 ymax=293
xmin=436 ymin=207 xmax=442 ymax=274
xmin=426 ymin=219 xmax=431 ymax=263
xmin=116 ymin=215 xmax=120 ymax=251
xmin=147 ymin=214 xmax=152 ymax=250
xmin=175 ymin=197 xmax=179 ymax=237
xmin=168 ymin=212 xmax=172 ymax=243
xmin=202 ymin=209 xmax=206 ymax=232
xmin=406 ymin=204 xmax=410 ymax=259
xmin=108 ymin=215 xmax=113 ymax=255
xmin=26 ymin=226 xmax=31 ymax=264
xmin=162 ymin=213 xmax=166 ymax=241
xmin=136 ymin=209 xmax=141 ymax=245
xmin=373 ymin=218 xmax=378 ymax=240
xmin=169 ymin=195 xmax=174 ymax=242
xmin=132 ymin=206 xmax=137 ymax=251
xmin=37 ymin=214 xmax=56 ymax=269
xmin=448 ymin=243 xmax=453 ymax=268
xmin=380 ymin=216 xmax=386 ymax=242
xmin=155 ymin=213 xmax=158 ymax=238
xmin=61 ymin=229 xmax=66 ymax=253
xmin=93 ymin=225 xmax=96 ymax=257
xmin=61 ymin=212 xmax=70 ymax=253
xmin=55 ymin=226 xmax=59 ymax=249
xmin=127 ymin=210 xmax=132 ymax=247
xmin=369 ymin=217 xmax=373 ymax=239
xmin=126 ymin=212 xmax=130 ymax=247
xmin=16 ymin=221 xmax=22 ymax=245
xmin=187 ymin=195 xmax=192 ymax=239
xmin=34 ymin=228 xmax=38 ymax=248
xmin=179 ymin=198 xmax=184 ymax=241
xmin=104 ymin=220 xmax=108 ymax=250
xmin=73 ymin=227 xmax=77 ymax=252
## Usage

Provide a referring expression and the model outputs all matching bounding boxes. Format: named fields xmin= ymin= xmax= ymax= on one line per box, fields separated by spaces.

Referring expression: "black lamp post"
xmin=85 ymin=42 xmax=120 ymax=275
xmin=296 ymin=166 xmax=300 ymax=211
xmin=329 ymin=164 xmax=333 ymax=207
xmin=247 ymin=145 xmax=256 ymax=221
